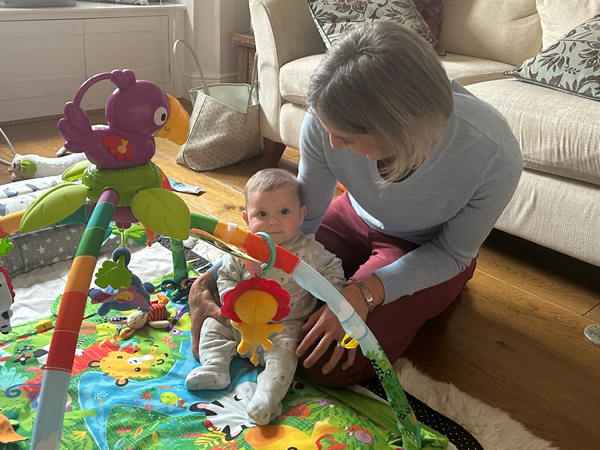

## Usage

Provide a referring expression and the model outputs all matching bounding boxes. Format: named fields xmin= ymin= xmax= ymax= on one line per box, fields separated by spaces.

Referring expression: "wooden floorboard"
xmin=584 ymin=306 xmax=600 ymax=322
xmin=478 ymin=230 xmax=600 ymax=315
xmin=406 ymin=298 xmax=600 ymax=450
xmin=466 ymin=270 xmax=599 ymax=372
xmin=2 ymin=112 xmax=600 ymax=450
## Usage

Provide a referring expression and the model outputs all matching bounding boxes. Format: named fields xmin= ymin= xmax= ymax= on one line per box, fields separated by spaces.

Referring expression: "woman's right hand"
xmin=188 ymin=271 xmax=230 ymax=361
xmin=296 ymin=282 xmax=369 ymax=373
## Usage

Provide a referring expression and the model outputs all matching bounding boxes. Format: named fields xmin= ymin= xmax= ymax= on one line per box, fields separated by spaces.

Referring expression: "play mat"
xmin=0 ymin=237 xmax=462 ymax=450
xmin=0 ymin=244 xmax=450 ymax=450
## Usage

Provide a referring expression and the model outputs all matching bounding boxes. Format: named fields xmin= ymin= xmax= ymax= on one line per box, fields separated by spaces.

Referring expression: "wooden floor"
xmin=2 ymin=113 xmax=599 ymax=450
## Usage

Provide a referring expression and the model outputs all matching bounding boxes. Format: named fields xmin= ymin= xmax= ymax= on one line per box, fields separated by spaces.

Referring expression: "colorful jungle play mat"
xmin=0 ymin=275 xmax=451 ymax=450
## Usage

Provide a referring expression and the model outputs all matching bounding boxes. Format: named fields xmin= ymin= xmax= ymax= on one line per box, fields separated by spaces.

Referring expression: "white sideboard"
xmin=0 ymin=2 xmax=185 ymax=123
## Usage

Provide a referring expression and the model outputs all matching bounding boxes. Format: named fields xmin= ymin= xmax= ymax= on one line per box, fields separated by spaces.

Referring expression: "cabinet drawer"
xmin=80 ymin=15 xmax=170 ymax=110
xmin=0 ymin=20 xmax=86 ymax=102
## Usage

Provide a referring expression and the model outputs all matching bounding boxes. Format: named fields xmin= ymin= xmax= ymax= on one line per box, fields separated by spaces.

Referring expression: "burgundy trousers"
xmin=300 ymin=192 xmax=476 ymax=387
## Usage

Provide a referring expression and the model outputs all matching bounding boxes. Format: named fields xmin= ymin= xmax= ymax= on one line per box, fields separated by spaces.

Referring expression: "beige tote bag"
xmin=173 ymin=39 xmax=261 ymax=171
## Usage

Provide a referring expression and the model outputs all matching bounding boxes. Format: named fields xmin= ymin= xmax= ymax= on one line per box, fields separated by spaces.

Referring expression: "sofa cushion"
xmin=505 ymin=15 xmax=600 ymax=102
xmin=468 ymin=79 xmax=600 ymax=186
xmin=280 ymin=102 xmax=310 ymax=151
xmin=537 ymin=0 xmax=600 ymax=47
xmin=306 ymin=0 xmax=446 ymax=56
xmin=439 ymin=0 xmax=542 ymax=66
xmin=413 ymin=0 xmax=444 ymax=39
xmin=440 ymin=54 xmax=513 ymax=86
xmin=495 ymin=169 xmax=600 ymax=268
xmin=280 ymin=53 xmax=512 ymax=107
xmin=280 ymin=54 xmax=324 ymax=105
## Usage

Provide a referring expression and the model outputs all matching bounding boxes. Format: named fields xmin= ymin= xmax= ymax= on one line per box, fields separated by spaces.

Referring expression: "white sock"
xmin=246 ymin=390 xmax=278 ymax=425
xmin=185 ymin=364 xmax=231 ymax=391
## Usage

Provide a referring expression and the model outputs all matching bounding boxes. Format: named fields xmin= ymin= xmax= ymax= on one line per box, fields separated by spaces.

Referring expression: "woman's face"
xmin=320 ymin=119 xmax=384 ymax=160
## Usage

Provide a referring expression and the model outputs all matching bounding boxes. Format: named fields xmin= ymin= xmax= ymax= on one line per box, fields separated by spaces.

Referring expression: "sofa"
xmin=248 ymin=0 xmax=600 ymax=268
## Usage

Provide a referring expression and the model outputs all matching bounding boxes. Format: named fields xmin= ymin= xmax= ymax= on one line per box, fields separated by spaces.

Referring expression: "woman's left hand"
xmin=296 ymin=283 xmax=369 ymax=373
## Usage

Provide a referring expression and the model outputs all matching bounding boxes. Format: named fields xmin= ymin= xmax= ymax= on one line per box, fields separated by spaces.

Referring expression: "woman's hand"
xmin=296 ymin=282 xmax=369 ymax=374
xmin=188 ymin=271 xmax=230 ymax=361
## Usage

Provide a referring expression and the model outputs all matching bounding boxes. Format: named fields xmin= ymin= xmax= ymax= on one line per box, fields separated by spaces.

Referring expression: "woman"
xmin=189 ymin=21 xmax=522 ymax=388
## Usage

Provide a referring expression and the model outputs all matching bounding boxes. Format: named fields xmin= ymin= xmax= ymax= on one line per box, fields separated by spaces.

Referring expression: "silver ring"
xmin=336 ymin=341 xmax=343 ymax=348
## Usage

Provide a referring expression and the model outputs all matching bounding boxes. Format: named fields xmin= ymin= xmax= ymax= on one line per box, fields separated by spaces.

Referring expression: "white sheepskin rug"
xmin=394 ymin=359 xmax=560 ymax=450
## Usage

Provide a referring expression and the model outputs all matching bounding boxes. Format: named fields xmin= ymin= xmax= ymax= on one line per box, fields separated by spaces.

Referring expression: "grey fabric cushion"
xmin=0 ymin=176 xmax=67 ymax=204
xmin=0 ymin=0 xmax=75 ymax=6
xmin=0 ymin=225 xmax=86 ymax=277
xmin=505 ymin=14 xmax=600 ymax=101
xmin=307 ymin=0 xmax=446 ymax=56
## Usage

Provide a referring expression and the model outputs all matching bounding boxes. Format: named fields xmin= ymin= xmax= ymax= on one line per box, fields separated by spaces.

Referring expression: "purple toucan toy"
xmin=16 ymin=69 xmax=193 ymax=243
xmin=58 ymin=69 xmax=189 ymax=169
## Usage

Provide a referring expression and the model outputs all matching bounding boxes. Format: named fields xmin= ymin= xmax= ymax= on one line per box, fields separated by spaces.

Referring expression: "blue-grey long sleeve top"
xmin=298 ymin=81 xmax=523 ymax=304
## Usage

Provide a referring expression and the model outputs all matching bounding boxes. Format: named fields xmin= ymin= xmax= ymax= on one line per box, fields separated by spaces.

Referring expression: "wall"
xmin=175 ymin=0 xmax=250 ymax=94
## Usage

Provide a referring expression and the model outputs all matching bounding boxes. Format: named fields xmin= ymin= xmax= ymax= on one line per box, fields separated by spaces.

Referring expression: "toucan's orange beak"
xmin=155 ymin=94 xmax=190 ymax=145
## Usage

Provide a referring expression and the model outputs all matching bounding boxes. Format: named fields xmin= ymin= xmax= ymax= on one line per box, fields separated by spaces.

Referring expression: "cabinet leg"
xmin=262 ymin=138 xmax=286 ymax=168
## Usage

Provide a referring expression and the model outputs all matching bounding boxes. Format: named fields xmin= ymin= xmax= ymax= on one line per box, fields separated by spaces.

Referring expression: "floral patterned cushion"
xmin=413 ymin=0 xmax=444 ymax=39
xmin=505 ymin=14 xmax=600 ymax=101
xmin=307 ymin=0 xmax=446 ymax=56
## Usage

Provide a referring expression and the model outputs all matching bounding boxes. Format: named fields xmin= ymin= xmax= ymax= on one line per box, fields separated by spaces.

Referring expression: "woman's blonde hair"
xmin=307 ymin=21 xmax=453 ymax=182
xmin=245 ymin=168 xmax=302 ymax=206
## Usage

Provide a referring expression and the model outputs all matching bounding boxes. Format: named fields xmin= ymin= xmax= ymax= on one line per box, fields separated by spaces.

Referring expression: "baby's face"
xmin=244 ymin=185 xmax=306 ymax=245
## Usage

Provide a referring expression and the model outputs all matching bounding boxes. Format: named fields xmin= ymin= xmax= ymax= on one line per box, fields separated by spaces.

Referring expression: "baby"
xmin=185 ymin=168 xmax=345 ymax=424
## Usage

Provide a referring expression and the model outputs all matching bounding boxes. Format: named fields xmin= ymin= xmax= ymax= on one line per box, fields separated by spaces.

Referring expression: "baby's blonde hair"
xmin=244 ymin=168 xmax=302 ymax=207
xmin=308 ymin=21 xmax=453 ymax=183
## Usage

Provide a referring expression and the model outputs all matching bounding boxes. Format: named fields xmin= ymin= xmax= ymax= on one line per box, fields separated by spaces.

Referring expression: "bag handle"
xmin=0 ymin=127 xmax=16 ymax=167
xmin=245 ymin=52 xmax=259 ymax=114
xmin=174 ymin=39 xmax=259 ymax=115
xmin=173 ymin=39 xmax=209 ymax=95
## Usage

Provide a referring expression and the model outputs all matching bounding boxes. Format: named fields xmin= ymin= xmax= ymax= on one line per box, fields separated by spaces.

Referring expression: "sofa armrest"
xmin=250 ymin=0 xmax=326 ymax=144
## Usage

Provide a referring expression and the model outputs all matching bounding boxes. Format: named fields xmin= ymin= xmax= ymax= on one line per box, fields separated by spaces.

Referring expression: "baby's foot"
xmin=185 ymin=366 xmax=230 ymax=391
xmin=246 ymin=391 xmax=278 ymax=425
